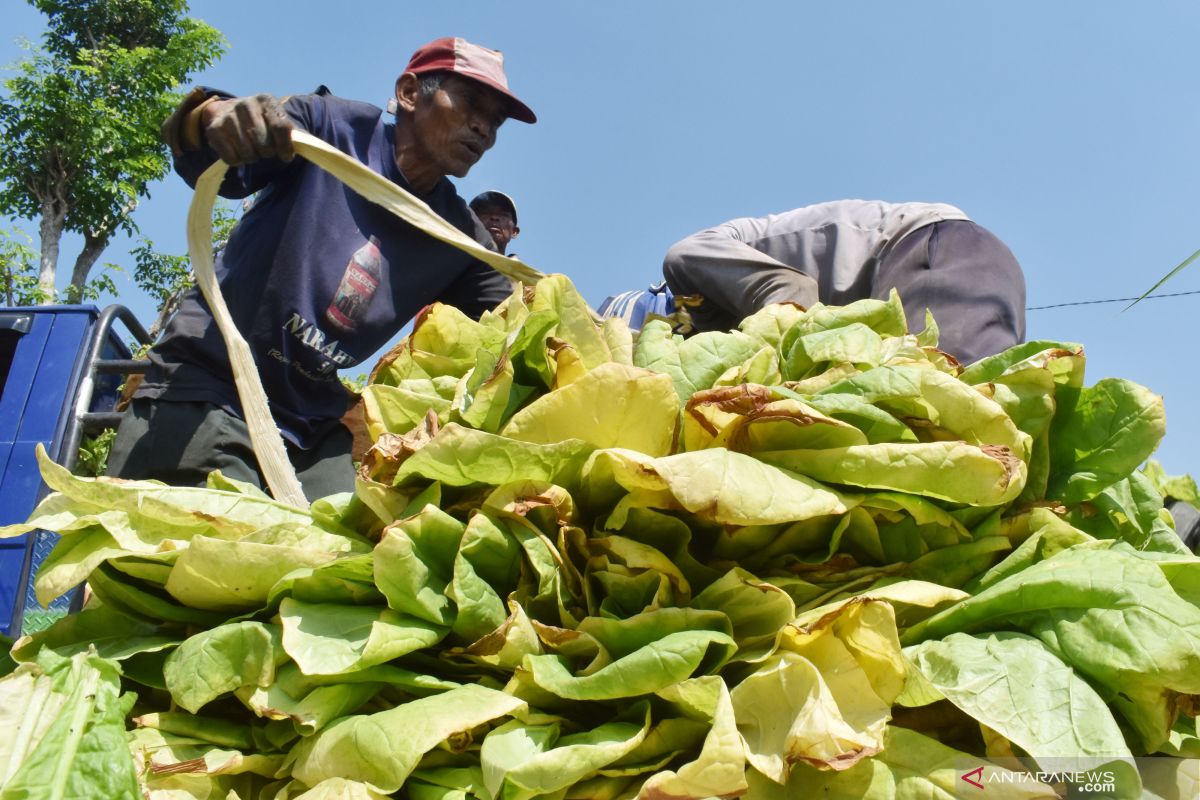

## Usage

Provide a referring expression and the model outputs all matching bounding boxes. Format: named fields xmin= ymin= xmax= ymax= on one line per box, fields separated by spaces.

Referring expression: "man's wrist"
xmin=180 ymin=95 xmax=222 ymax=151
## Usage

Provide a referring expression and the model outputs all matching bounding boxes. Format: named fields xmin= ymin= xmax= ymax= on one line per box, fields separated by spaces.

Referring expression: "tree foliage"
xmin=0 ymin=227 xmax=45 ymax=306
xmin=0 ymin=0 xmax=225 ymax=303
xmin=134 ymin=200 xmax=238 ymax=337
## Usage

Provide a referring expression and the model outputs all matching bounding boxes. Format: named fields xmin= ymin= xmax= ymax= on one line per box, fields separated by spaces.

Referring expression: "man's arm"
xmin=437 ymin=260 xmax=516 ymax=321
xmin=661 ymin=227 xmax=820 ymax=333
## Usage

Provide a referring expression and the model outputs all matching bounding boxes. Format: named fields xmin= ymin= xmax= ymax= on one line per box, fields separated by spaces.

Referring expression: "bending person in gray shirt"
xmin=662 ymin=200 xmax=1026 ymax=364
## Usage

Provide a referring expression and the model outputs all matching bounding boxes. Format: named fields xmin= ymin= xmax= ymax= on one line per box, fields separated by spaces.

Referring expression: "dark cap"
xmin=405 ymin=37 xmax=536 ymax=123
xmin=470 ymin=190 xmax=518 ymax=224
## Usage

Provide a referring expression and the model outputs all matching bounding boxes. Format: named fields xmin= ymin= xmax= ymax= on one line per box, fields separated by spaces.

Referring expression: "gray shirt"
xmin=704 ymin=200 xmax=969 ymax=305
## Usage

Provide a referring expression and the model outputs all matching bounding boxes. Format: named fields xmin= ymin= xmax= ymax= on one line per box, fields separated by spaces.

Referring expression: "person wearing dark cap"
xmin=106 ymin=37 xmax=537 ymax=499
xmin=469 ymin=190 xmax=520 ymax=255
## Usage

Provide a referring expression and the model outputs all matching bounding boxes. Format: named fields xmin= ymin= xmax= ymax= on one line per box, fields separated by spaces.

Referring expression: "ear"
xmin=395 ymin=73 xmax=420 ymax=114
xmin=511 ymin=225 xmax=520 ymax=239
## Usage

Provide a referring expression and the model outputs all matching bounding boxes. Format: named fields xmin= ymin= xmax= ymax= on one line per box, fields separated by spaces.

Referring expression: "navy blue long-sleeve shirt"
xmin=137 ymin=90 xmax=512 ymax=447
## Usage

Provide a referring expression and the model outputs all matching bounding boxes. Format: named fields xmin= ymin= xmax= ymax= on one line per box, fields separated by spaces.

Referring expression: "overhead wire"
xmin=1027 ymin=289 xmax=1200 ymax=311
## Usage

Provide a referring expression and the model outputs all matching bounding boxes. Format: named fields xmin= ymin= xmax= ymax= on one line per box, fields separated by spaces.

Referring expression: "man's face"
xmin=473 ymin=202 xmax=518 ymax=253
xmin=409 ymin=74 xmax=508 ymax=179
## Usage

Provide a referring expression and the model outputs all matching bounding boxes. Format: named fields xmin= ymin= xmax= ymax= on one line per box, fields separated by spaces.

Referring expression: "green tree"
xmin=0 ymin=227 xmax=44 ymax=306
xmin=133 ymin=200 xmax=238 ymax=338
xmin=0 ymin=0 xmax=225 ymax=304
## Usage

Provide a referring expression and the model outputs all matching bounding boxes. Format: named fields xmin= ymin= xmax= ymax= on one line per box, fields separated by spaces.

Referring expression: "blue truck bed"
xmin=0 ymin=305 xmax=143 ymax=636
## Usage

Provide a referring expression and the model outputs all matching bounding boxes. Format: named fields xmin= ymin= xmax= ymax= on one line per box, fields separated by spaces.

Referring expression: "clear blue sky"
xmin=4 ymin=2 xmax=1199 ymax=475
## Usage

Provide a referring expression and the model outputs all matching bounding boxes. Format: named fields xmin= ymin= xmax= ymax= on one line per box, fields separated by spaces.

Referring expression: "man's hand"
xmin=202 ymin=94 xmax=295 ymax=166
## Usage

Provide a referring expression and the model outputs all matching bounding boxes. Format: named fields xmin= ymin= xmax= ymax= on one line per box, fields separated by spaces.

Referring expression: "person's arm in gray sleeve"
xmin=661 ymin=226 xmax=819 ymax=333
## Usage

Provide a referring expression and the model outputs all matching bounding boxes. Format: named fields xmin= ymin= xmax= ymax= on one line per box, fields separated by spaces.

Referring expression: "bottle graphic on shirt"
xmin=325 ymin=236 xmax=382 ymax=334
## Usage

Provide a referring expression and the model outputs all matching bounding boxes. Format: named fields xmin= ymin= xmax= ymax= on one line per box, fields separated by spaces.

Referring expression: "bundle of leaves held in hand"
xmin=2 ymin=275 xmax=1198 ymax=799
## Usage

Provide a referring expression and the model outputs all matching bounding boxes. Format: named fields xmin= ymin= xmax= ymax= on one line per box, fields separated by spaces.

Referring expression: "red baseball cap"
xmin=405 ymin=37 xmax=537 ymax=124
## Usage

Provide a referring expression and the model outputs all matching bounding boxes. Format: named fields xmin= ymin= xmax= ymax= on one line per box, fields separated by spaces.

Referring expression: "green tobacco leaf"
xmin=375 ymin=505 xmax=466 ymax=626
xmin=818 ymin=365 xmax=1029 ymax=454
xmin=454 ymin=347 xmax=520 ymax=433
xmin=0 ymin=648 xmax=140 ymax=799
xmin=976 ymin=363 xmax=1058 ymax=440
xmin=712 ymin=345 xmax=782 ymax=387
xmin=760 ymin=440 xmax=1026 ymax=507
xmin=793 ymin=580 xmax=970 ymax=634
xmin=132 ymin=711 xmax=255 ymax=751
xmin=735 ymin=599 xmax=905 ymax=781
xmin=165 ymin=534 xmax=339 ymax=612
xmin=601 ymin=316 xmax=634 ymax=365
xmin=530 ymin=274 xmax=613 ymax=369
xmin=633 ymin=321 xmax=764 ymax=402
xmin=31 ymin=526 xmax=130 ymax=605
xmin=788 ymin=290 xmax=908 ymax=340
xmin=691 ymin=568 xmax=795 ymax=662
xmin=106 ymin=550 xmax=178 ymax=585
xmin=10 ymin=604 xmax=180 ymax=663
xmin=739 ymin=303 xmax=807 ymax=349
xmin=0 ymin=492 xmax=109 ymax=541
xmin=267 ymin=553 xmax=384 ymax=608
xmin=237 ymin=672 xmax=382 ymax=737
xmin=842 ymin=493 xmax=972 ymax=567
xmin=447 ymin=513 xmax=522 ymax=644
xmin=902 ymin=545 xmax=1200 ymax=752
xmin=1068 ymin=471 xmax=1190 ymax=554
xmin=523 ymin=628 xmax=736 ymax=701
xmin=506 ymin=308 xmax=559 ymax=389
xmin=1142 ymin=459 xmax=1200 ymax=505
xmin=164 ymin=621 xmax=286 ymax=713
xmin=291 ymin=684 xmax=525 ymax=792
xmin=360 ymin=379 xmax=455 ymax=439
xmin=794 ymin=391 xmax=919 ymax=444
xmin=906 ymin=632 xmax=1132 ymax=766
xmin=914 ymin=308 xmax=939 ymax=348
xmin=585 ymin=447 xmax=852 ymax=527
xmin=279 ymin=598 xmax=444 ymax=676
xmin=410 ymin=302 xmax=508 ymax=378
xmin=31 ymin=443 xmax=313 ymax=536
xmin=1048 ymin=378 xmax=1166 ymax=504
xmin=638 ymin=678 xmax=747 ymax=799
xmin=480 ymin=705 xmax=650 ymax=800
xmin=291 ymin=778 xmax=391 ymax=799
xmin=744 ymin=725 xmax=1058 ymax=798
xmin=456 ymin=599 xmax=545 ymax=670
xmin=392 ymin=423 xmax=595 ymax=489
xmin=967 ymin=508 xmax=1095 ymax=593
xmin=502 ymin=362 xmax=680 ymax=457
xmin=782 ymin=322 xmax=883 ymax=380
xmin=126 ymin=726 xmax=286 ymax=796
xmin=87 ymin=562 xmax=229 ymax=626
xmin=682 ymin=386 xmax=868 ymax=454
xmin=958 ymin=340 xmax=1086 ymax=387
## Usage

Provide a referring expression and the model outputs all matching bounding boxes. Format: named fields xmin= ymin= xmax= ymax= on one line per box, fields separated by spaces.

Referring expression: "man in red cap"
xmin=106 ymin=37 xmax=536 ymax=500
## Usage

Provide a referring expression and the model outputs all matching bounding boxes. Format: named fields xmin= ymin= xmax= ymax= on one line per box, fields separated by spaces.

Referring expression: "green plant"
xmin=0 ymin=0 xmax=225 ymax=302
xmin=1 ymin=277 xmax=1195 ymax=798
xmin=75 ymin=427 xmax=117 ymax=477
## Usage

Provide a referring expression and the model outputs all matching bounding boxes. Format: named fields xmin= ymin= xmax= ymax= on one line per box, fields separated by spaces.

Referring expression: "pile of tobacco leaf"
xmin=2 ymin=276 xmax=1197 ymax=799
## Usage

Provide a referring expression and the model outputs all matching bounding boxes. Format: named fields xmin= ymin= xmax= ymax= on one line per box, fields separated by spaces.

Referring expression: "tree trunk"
xmin=37 ymin=200 xmax=66 ymax=305
xmin=147 ymin=282 xmax=189 ymax=340
xmin=67 ymin=230 xmax=109 ymax=302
